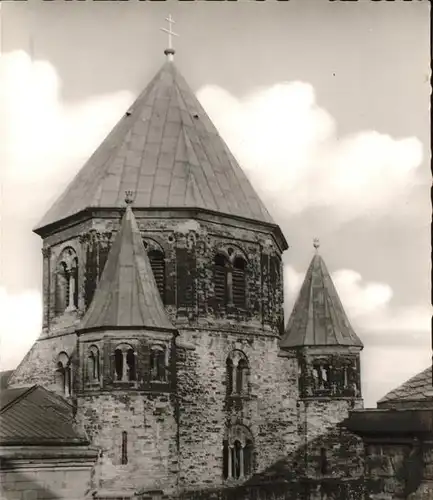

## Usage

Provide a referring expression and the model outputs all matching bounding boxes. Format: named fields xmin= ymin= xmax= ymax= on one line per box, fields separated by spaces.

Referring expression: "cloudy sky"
xmin=0 ymin=0 xmax=430 ymax=407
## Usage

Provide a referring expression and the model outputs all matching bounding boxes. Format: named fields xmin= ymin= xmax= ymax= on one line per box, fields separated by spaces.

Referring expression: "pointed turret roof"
xmin=280 ymin=249 xmax=363 ymax=349
xmin=36 ymin=60 xmax=275 ymax=232
xmin=79 ymin=203 xmax=175 ymax=332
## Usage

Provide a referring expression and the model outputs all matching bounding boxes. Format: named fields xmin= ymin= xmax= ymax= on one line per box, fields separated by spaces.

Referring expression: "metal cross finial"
xmin=313 ymin=238 xmax=320 ymax=252
xmin=160 ymin=14 xmax=179 ymax=62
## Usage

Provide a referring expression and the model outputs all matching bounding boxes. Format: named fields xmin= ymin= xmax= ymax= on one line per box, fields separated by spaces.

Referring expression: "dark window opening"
xmin=150 ymin=348 xmax=166 ymax=382
xmin=114 ymin=349 xmax=123 ymax=381
xmin=223 ymin=440 xmax=229 ymax=479
xmin=148 ymin=250 xmax=166 ymax=304
xmin=232 ymin=258 xmax=246 ymax=309
xmin=126 ymin=348 xmax=136 ymax=381
xmin=214 ymin=254 xmax=228 ymax=306
xmin=226 ymin=358 xmax=234 ymax=395
xmin=320 ymin=447 xmax=328 ymax=475
xmin=236 ymin=359 xmax=248 ymax=394
xmin=233 ymin=440 xmax=242 ymax=479
xmin=121 ymin=431 xmax=128 ymax=465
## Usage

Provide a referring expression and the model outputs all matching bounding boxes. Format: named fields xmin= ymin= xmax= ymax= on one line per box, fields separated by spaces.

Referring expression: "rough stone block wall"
xmin=364 ymin=440 xmax=433 ymax=499
xmin=0 ymin=465 xmax=92 ymax=500
xmin=7 ymin=333 xmax=78 ymax=394
xmin=176 ymin=329 xmax=298 ymax=491
xmin=77 ymin=393 xmax=178 ymax=494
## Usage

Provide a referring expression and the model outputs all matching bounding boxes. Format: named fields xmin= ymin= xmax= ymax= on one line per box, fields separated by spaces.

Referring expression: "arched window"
xmin=87 ymin=345 xmax=100 ymax=382
xmin=226 ymin=350 xmax=250 ymax=396
xmin=232 ymin=258 xmax=246 ymax=309
xmin=55 ymin=247 xmax=79 ymax=314
xmin=55 ymin=352 xmax=71 ymax=396
xmin=150 ymin=346 xmax=166 ymax=382
xmin=148 ymin=249 xmax=166 ymax=304
xmin=223 ymin=425 xmax=254 ymax=481
xmin=113 ymin=344 xmax=136 ymax=383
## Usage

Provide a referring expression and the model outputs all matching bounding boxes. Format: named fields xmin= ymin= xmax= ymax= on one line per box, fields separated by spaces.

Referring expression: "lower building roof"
xmin=0 ymin=385 xmax=90 ymax=446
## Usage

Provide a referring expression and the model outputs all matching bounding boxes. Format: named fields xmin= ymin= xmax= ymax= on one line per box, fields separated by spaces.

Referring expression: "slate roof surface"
xmin=79 ymin=204 xmax=175 ymax=332
xmin=377 ymin=365 xmax=432 ymax=406
xmin=36 ymin=60 xmax=274 ymax=231
xmin=280 ymin=253 xmax=363 ymax=348
xmin=0 ymin=385 xmax=89 ymax=445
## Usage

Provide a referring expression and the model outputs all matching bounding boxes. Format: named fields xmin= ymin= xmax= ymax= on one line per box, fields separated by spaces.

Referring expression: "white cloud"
xmin=284 ymin=264 xmax=431 ymax=336
xmin=0 ymin=50 xmax=134 ymax=219
xmin=0 ymin=288 xmax=42 ymax=371
xmin=197 ymin=83 xmax=423 ymax=221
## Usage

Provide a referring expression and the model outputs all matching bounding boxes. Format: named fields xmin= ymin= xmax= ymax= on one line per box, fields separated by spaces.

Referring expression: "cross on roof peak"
xmin=313 ymin=238 xmax=320 ymax=253
xmin=160 ymin=14 xmax=179 ymax=62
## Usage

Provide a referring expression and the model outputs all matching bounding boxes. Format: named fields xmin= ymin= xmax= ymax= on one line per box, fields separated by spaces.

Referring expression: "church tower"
xmin=280 ymin=241 xmax=364 ymax=482
xmin=8 ymin=35 xmax=300 ymax=495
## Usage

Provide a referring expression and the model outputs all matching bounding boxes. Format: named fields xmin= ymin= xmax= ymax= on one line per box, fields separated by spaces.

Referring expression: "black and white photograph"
xmin=0 ymin=1 xmax=431 ymax=499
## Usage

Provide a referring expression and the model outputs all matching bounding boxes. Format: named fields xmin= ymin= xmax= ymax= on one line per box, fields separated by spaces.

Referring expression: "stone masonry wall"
xmin=7 ymin=333 xmax=78 ymax=395
xmin=77 ymin=392 xmax=179 ymax=495
xmin=0 ymin=460 xmax=93 ymax=500
xmin=176 ymin=329 xmax=299 ymax=491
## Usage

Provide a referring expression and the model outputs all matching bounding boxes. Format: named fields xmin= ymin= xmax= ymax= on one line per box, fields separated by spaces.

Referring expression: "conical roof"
xmin=280 ymin=252 xmax=363 ymax=349
xmin=36 ymin=60 xmax=274 ymax=231
xmin=79 ymin=204 xmax=175 ymax=332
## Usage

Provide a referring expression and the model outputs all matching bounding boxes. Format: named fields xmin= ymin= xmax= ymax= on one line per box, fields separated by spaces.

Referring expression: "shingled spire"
xmin=280 ymin=246 xmax=363 ymax=349
xmin=79 ymin=199 xmax=175 ymax=332
xmin=35 ymin=57 xmax=275 ymax=233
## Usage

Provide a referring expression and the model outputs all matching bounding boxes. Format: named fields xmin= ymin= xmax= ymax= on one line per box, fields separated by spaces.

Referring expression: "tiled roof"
xmin=0 ymin=385 xmax=89 ymax=445
xmin=280 ymin=253 xmax=363 ymax=349
xmin=377 ymin=365 xmax=433 ymax=406
xmin=36 ymin=60 xmax=274 ymax=231
xmin=79 ymin=204 xmax=176 ymax=332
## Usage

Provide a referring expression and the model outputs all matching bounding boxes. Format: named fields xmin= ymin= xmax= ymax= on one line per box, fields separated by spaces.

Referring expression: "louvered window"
xmin=214 ymin=254 xmax=227 ymax=306
xmin=232 ymin=258 xmax=246 ymax=309
xmin=148 ymin=250 xmax=166 ymax=303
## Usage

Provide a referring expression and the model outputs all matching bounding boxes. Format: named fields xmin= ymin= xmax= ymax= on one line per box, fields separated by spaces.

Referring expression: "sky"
xmin=0 ymin=0 xmax=431 ymax=408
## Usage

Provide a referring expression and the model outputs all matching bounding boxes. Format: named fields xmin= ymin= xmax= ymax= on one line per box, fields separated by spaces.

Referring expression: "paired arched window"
xmin=55 ymin=247 xmax=78 ymax=314
xmin=147 ymin=249 xmax=166 ymax=304
xmin=214 ymin=248 xmax=247 ymax=310
xmin=86 ymin=345 xmax=100 ymax=383
xmin=223 ymin=425 xmax=254 ymax=480
xmin=226 ymin=351 xmax=250 ymax=396
xmin=55 ymin=352 xmax=71 ymax=396
xmin=150 ymin=345 xmax=167 ymax=382
xmin=114 ymin=344 xmax=136 ymax=382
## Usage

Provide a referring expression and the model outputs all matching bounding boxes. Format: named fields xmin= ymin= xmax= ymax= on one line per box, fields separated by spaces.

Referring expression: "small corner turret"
xmin=281 ymin=240 xmax=363 ymax=402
